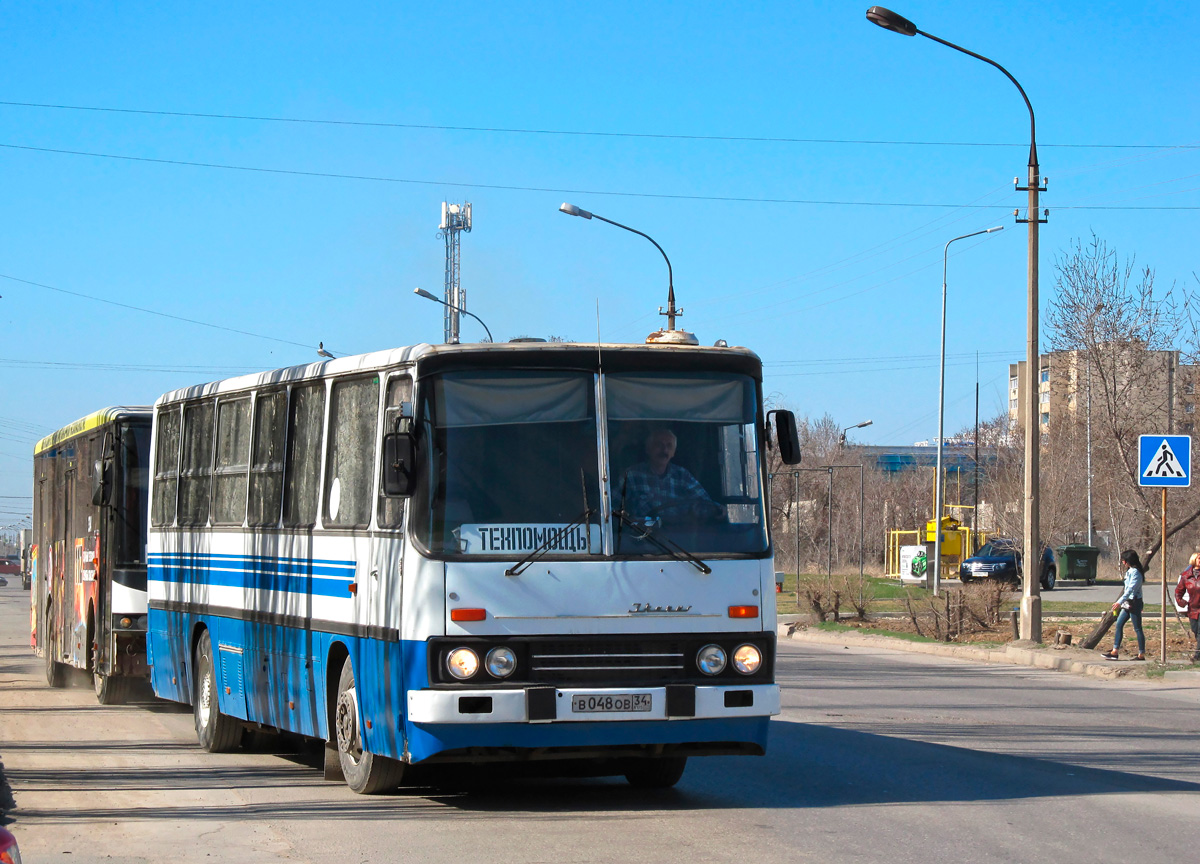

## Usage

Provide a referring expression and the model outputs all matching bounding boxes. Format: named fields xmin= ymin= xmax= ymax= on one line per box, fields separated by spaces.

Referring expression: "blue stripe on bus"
xmin=148 ymin=553 xmax=355 ymax=578
xmin=148 ymin=554 xmax=358 ymax=598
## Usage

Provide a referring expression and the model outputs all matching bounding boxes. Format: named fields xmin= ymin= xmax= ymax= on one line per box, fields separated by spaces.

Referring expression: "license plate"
xmin=570 ymin=693 xmax=652 ymax=713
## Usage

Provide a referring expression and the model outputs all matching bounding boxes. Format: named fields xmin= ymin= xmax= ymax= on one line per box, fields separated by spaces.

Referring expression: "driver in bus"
xmin=619 ymin=427 xmax=723 ymax=523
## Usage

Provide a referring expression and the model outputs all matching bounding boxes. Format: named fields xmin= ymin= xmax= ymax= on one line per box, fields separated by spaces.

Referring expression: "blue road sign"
xmin=1139 ymin=435 xmax=1191 ymax=487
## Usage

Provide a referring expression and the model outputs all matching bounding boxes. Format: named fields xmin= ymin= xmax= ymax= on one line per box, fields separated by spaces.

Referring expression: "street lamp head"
xmin=986 ymin=225 xmax=1005 ymax=234
xmin=559 ymin=202 xmax=593 ymax=220
xmin=865 ymin=6 xmax=918 ymax=36
xmin=413 ymin=287 xmax=438 ymax=302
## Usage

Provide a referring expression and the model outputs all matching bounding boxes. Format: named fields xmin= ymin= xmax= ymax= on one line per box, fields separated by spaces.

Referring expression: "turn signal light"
xmin=728 ymin=605 xmax=758 ymax=618
xmin=451 ymin=608 xmax=487 ymax=622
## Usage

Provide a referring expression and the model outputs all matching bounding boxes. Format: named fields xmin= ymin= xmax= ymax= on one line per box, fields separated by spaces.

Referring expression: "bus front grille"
xmin=527 ymin=640 xmax=688 ymax=683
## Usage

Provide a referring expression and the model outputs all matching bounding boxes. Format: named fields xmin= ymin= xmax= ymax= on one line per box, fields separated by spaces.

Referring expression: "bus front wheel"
xmin=623 ymin=756 xmax=687 ymax=789
xmin=334 ymin=657 xmax=404 ymax=794
xmin=193 ymin=630 xmax=241 ymax=752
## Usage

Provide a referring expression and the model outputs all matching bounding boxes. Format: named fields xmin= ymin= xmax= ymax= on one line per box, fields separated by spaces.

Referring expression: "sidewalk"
xmin=778 ymin=620 xmax=1200 ymax=684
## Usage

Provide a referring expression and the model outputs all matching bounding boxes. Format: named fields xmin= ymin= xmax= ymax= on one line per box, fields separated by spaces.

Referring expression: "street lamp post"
xmin=559 ymin=203 xmax=691 ymax=341
xmin=933 ymin=227 xmax=1003 ymax=595
xmin=840 ymin=419 xmax=873 ymax=447
xmin=413 ymin=287 xmax=494 ymax=343
xmin=866 ymin=6 xmax=1046 ymax=641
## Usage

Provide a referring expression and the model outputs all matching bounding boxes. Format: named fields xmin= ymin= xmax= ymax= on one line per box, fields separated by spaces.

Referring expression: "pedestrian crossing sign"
xmin=1139 ymin=435 xmax=1191 ymax=487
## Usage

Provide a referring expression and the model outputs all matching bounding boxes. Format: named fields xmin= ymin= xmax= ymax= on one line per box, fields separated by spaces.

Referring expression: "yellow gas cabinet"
xmin=924 ymin=516 xmax=963 ymax=557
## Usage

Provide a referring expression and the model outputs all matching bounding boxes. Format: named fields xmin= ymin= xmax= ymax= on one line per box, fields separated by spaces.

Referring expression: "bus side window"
xmin=152 ymin=407 xmax=182 ymax=527
xmin=179 ymin=401 xmax=215 ymax=527
xmin=248 ymin=391 xmax=286 ymax=527
xmin=378 ymin=375 xmax=412 ymax=529
xmin=324 ymin=376 xmax=379 ymax=528
xmin=283 ymin=383 xmax=325 ymax=528
xmin=213 ymin=398 xmax=252 ymax=526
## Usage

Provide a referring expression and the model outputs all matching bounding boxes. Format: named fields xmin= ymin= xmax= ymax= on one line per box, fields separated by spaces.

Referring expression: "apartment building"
xmin=1009 ymin=346 xmax=1199 ymax=435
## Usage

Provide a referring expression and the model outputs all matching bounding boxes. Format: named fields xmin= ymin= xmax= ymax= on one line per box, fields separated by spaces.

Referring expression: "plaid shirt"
xmin=618 ymin=462 xmax=715 ymax=518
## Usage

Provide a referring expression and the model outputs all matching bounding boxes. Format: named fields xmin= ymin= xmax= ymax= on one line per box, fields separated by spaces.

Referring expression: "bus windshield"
xmin=607 ymin=372 xmax=767 ymax=557
xmin=414 ymin=371 xmax=602 ymax=556
xmin=412 ymin=368 xmax=767 ymax=559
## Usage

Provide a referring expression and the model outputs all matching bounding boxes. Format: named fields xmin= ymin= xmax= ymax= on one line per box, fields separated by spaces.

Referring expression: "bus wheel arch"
xmin=191 ymin=627 xmax=241 ymax=752
xmin=324 ymin=640 xmax=350 ymax=741
xmin=333 ymin=655 xmax=404 ymax=794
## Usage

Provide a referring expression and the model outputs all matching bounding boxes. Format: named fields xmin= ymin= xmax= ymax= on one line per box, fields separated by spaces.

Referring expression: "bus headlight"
xmin=696 ymin=644 xmax=727 ymax=676
xmin=732 ymin=644 xmax=762 ymax=675
xmin=119 ymin=617 xmax=133 ymax=629
xmin=486 ymin=647 xmax=517 ymax=679
xmin=446 ymin=648 xmax=480 ymax=680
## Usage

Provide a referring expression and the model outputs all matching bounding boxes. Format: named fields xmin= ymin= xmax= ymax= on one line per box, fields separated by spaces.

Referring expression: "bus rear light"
xmin=451 ymin=608 xmax=486 ymax=622
xmin=728 ymin=605 xmax=758 ymax=618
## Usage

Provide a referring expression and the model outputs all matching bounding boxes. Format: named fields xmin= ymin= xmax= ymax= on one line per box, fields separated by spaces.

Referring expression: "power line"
xmin=0 ymin=357 xmax=259 ymax=374
xmin=1 ymin=100 xmax=1195 ymax=151
xmin=5 ymin=142 xmax=1197 ymax=211
xmin=0 ymin=272 xmax=316 ymax=350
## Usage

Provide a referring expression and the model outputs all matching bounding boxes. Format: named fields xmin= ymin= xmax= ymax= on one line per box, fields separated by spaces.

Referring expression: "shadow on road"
xmin=6 ymin=719 xmax=1198 ymax=824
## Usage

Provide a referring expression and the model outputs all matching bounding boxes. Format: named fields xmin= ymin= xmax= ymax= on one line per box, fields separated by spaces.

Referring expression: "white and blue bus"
xmin=146 ymin=340 xmax=801 ymax=793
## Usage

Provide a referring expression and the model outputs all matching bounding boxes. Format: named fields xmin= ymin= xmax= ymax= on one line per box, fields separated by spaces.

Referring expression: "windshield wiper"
xmin=505 ymin=470 xmax=595 ymax=577
xmin=612 ymin=508 xmax=712 ymax=575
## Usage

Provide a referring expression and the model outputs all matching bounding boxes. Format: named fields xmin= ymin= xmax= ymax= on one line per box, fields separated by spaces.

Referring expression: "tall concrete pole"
xmin=1021 ymin=157 xmax=1042 ymax=641
xmin=864 ymin=6 xmax=1045 ymax=642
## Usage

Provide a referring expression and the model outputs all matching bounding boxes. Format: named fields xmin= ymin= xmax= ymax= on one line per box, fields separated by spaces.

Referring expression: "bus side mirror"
xmin=771 ymin=411 xmax=802 ymax=466
xmin=91 ymin=459 xmax=113 ymax=506
xmin=381 ymin=433 xmax=416 ymax=498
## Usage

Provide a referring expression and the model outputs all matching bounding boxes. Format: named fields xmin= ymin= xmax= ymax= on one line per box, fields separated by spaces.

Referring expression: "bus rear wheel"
xmin=623 ymin=755 xmax=687 ymax=789
xmin=193 ymin=629 xmax=241 ymax=752
xmin=334 ymin=657 xmax=404 ymax=794
xmin=44 ymin=613 xmax=65 ymax=689
xmin=92 ymin=630 xmax=129 ymax=705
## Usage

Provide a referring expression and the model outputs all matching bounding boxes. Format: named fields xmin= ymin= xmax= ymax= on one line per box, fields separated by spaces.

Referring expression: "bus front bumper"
xmin=407 ymin=683 xmax=780 ymax=724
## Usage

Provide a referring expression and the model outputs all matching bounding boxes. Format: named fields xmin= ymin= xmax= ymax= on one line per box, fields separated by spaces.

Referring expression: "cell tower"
xmin=438 ymin=201 xmax=472 ymax=343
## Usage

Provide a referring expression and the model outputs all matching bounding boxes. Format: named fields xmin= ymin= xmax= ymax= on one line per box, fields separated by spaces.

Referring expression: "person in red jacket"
xmin=1174 ymin=552 xmax=1200 ymax=663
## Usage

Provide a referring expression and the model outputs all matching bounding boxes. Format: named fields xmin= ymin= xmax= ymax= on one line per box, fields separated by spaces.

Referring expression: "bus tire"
xmin=193 ymin=629 xmax=241 ymax=752
xmin=623 ymin=756 xmax=687 ymax=789
xmin=334 ymin=657 xmax=404 ymax=794
xmin=44 ymin=613 xmax=65 ymax=689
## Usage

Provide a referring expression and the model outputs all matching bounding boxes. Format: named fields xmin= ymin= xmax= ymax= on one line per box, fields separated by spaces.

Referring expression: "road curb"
xmin=778 ymin=623 xmax=1138 ymax=681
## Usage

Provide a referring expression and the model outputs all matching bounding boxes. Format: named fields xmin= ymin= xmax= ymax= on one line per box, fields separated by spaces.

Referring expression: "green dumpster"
xmin=1056 ymin=544 xmax=1100 ymax=585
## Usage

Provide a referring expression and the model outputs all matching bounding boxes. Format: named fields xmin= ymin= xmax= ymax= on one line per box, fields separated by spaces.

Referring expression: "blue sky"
xmin=2 ymin=1 xmax=1198 ymax=514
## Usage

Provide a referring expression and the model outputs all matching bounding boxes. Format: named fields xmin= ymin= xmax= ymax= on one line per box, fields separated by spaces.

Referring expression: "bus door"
xmin=374 ymin=373 xmax=411 ymax=632
xmin=53 ymin=467 xmax=75 ymax=664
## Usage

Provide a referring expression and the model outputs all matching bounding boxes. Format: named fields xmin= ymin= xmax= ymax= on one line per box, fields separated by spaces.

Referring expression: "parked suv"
xmin=959 ymin=538 xmax=1056 ymax=590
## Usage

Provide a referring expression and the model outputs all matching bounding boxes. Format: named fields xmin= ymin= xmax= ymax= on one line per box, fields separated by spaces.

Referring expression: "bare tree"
xmin=1044 ymin=234 xmax=1200 ymax=569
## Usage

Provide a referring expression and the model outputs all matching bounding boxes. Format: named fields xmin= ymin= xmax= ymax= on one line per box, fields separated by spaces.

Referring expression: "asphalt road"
xmin=2 ymin=582 xmax=1198 ymax=864
xmin=944 ymin=575 xmax=1174 ymax=606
